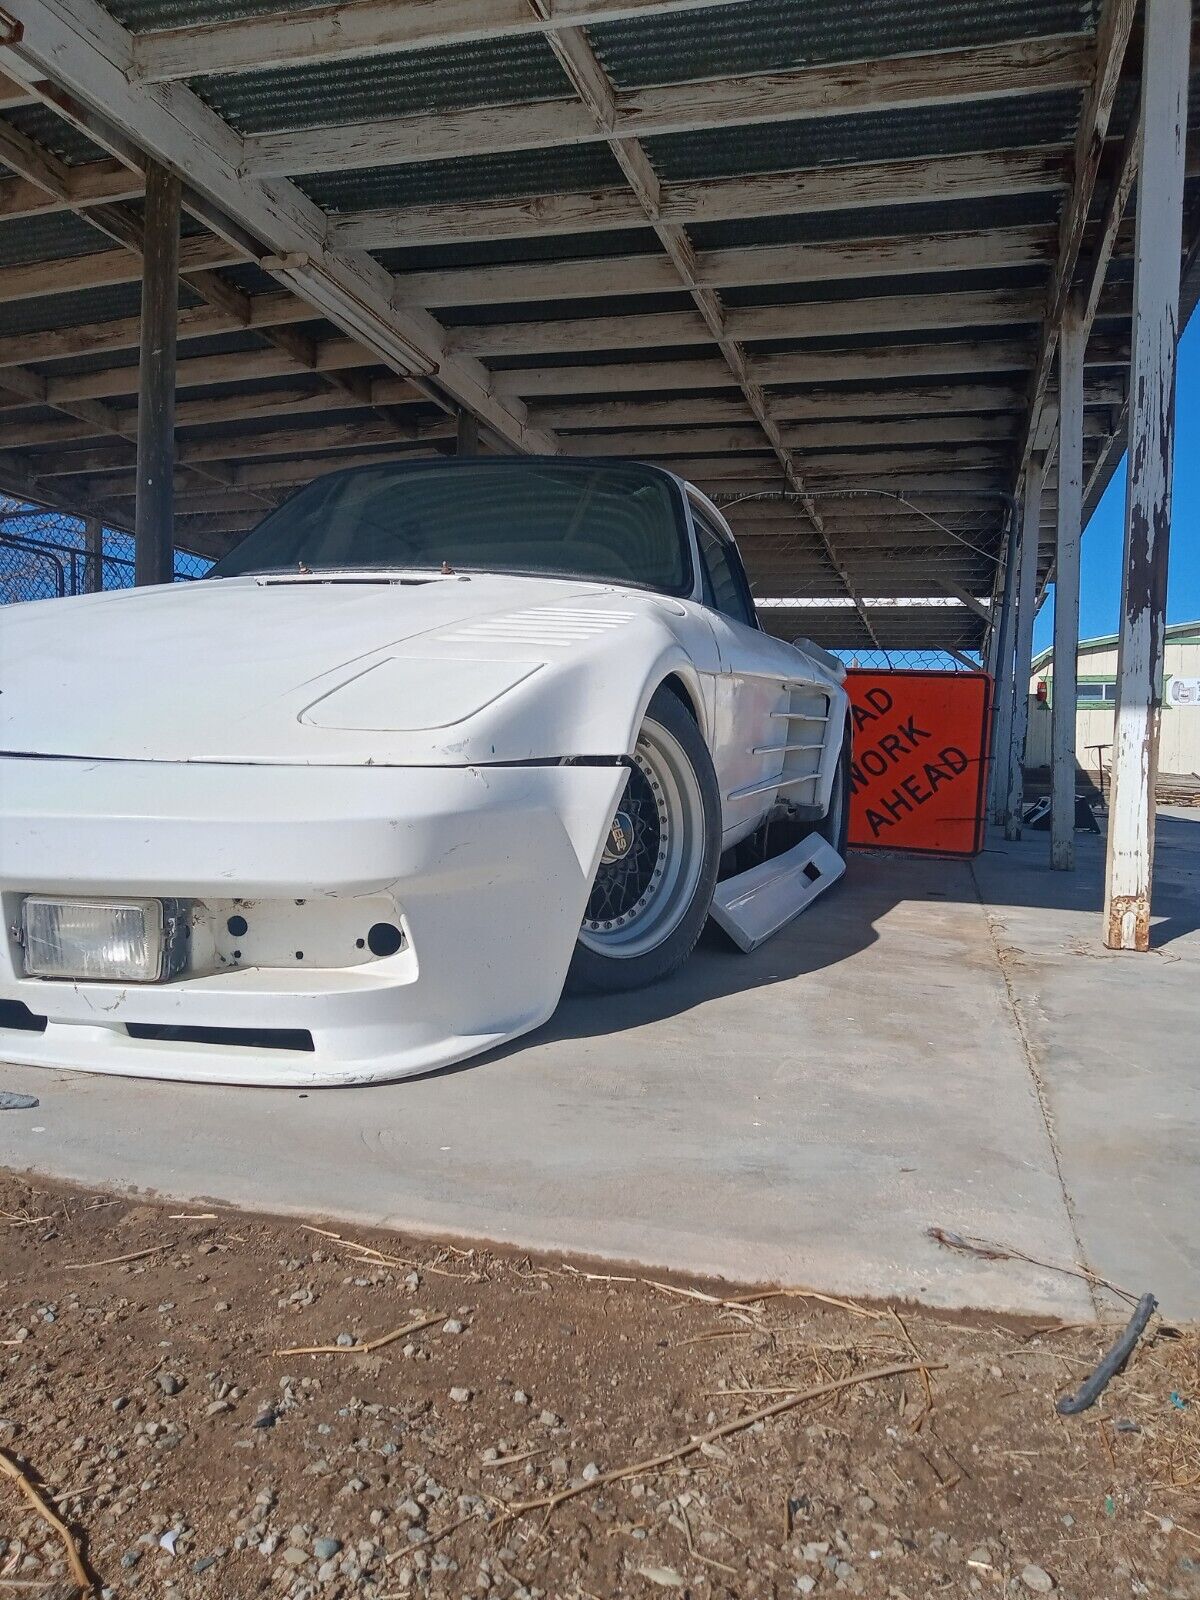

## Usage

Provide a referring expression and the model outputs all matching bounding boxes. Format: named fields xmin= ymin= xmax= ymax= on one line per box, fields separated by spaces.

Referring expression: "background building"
xmin=1027 ymin=621 xmax=1200 ymax=782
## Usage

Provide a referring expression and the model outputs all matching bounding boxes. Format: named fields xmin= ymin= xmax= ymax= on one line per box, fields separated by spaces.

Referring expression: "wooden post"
xmin=134 ymin=160 xmax=181 ymax=587
xmin=1049 ymin=302 xmax=1085 ymax=870
xmin=456 ymin=409 xmax=479 ymax=455
xmin=1103 ymin=0 xmax=1189 ymax=950
xmin=987 ymin=515 xmax=1019 ymax=821
xmin=83 ymin=514 xmax=104 ymax=593
xmin=1004 ymin=456 xmax=1044 ymax=839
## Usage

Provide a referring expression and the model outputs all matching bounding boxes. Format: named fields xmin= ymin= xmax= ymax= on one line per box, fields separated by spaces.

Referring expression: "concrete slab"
xmin=972 ymin=808 xmax=1200 ymax=1320
xmin=3 ymin=809 xmax=1196 ymax=1320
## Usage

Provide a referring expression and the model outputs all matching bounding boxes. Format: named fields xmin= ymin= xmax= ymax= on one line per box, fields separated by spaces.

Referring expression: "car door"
xmin=688 ymin=501 xmax=794 ymax=845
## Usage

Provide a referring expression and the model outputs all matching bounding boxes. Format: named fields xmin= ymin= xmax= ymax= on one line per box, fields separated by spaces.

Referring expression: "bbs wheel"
xmin=567 ymin=685 xmax=721 ymax=994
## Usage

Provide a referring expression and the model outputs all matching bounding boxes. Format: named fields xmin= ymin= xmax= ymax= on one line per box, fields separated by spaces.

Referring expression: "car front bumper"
xmin=0 ymin=756 xmax=626 ymax=1086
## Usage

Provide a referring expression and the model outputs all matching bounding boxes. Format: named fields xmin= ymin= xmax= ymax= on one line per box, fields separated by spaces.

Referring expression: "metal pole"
xmin=1050 ymin=302 xmax=1085 ymax=870
xmin=1004 ymin=455 xmax=1044 ymax=839
xmin=83 ymin=514 xmax=103 ymax=594
xmin=987 ymin=505 xmax=1019 ymax=820
xmin=134 ymin=160 xmax=180 ymax=587
xmin=1103 ymin=0 xmax=1190 ymax=950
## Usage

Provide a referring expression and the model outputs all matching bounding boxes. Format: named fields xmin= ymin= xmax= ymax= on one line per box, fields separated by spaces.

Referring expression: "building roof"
xmin=1031 ymin=619 xmax=1200 ymax=673
xmin=1 ymin=0 xmax=1199 ymax=652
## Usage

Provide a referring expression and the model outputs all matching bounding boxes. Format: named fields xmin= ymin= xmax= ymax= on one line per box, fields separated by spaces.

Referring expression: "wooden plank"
xmin=393 ymin=226 xmax=1056 ymax=309
xmin=134 ymin=161 xmax=179 ymax=587
xmin=0 ymin=69 xmax=32 ymax=107
xmin=1049 ymin=304 xmax=1085 ymax=870
xmin=132 ymin=0 xmax=763 ymax=81
xmin=1103 ymin=0 xmax=1190 ymax=950
xmin=1017 ymin=0 xmax=1137 ymax=478
xmin=0 ymin=233 xmax=244 ymax=306
xmin=0 ymin=158 xmax=144 ymax=221
xmin=450 ymin=288 xmax=1041 ymax=358
xmin=242 ymin=37 xmax=1092 ymax=175
xmin=539 ymin=392 xmax=1035 ymax=428
xmin=332 ymin=146 xmax=1068 ymax=250
xmin=0 ymin=292 xmax=314 ymax=371
xmin=2 ymin=0 xmax=557 ymax=456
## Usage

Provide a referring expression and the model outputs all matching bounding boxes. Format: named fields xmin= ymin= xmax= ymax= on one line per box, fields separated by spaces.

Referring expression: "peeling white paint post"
xmin=1104 ymin=0 xmax=1190 ymax=950
xmin=1005 ymin=455 xmax=1044 ymax=839
xmin=1049 ymin=302 xmax=1085 ymax=870
xmin=134 ymin=160 xmax=180 ymax=587
xmin=987 ymin=511 xmax=1019 ymax=821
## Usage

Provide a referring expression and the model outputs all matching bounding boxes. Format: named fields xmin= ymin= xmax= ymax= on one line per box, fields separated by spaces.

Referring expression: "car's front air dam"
xmin=0 ymin=756 xmax=626 ymax=1085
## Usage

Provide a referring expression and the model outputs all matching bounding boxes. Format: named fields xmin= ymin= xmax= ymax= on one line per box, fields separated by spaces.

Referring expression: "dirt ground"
xmin=0 ymin=1176 xmax=1196 ymax=1600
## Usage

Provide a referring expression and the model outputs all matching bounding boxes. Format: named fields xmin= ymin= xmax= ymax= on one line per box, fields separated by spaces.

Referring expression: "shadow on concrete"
xmin=412 ymin=808 xmax=1199 ymax=1081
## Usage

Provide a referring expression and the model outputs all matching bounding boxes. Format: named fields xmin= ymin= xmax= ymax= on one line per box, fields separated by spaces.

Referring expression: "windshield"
xmin=209 ymin=459 xmax=692 ymax=594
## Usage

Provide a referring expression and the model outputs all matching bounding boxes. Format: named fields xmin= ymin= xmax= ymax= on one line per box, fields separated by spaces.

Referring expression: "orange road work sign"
xmin=845 ymin=670 xmax=993 ymax=857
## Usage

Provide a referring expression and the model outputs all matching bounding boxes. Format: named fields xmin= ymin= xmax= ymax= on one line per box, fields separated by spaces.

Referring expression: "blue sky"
xmin=1033 ymin=319 xmax=1200 ymax=652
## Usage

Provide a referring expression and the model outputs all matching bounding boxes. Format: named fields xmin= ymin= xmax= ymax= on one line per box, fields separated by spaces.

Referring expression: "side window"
xmin=693 ymin=511 xmax=758 ymax=629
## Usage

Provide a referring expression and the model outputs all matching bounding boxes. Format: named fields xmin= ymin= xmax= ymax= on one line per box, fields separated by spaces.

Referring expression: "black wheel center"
xmin=585 ymin=763 xmax=663 ymax=927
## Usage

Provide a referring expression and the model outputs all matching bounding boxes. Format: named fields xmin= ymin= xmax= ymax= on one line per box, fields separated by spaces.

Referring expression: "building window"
xmin=1078 ymin=681 xmax=1117 ymax=708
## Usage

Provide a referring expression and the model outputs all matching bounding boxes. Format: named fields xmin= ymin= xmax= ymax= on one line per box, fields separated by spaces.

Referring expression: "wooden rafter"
xmin=240 ymin=37 xmax=1093 ymax=176
xmin=1 ymin=0 xmax=557 ymax=457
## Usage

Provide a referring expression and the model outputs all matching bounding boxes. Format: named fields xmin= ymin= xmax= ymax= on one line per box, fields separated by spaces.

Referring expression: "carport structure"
xmin=0 ymin=0 xmax=1196 ymax=946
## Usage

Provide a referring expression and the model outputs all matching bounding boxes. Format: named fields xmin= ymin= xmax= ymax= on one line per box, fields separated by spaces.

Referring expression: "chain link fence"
xmin=0 ymin=499 xmax=212 ymax=606
xmin=835 ymin=650 xmax=984 ymax=673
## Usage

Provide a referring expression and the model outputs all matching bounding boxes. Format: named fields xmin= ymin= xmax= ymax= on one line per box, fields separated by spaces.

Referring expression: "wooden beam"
xmin=332 ymin=146 xmax=1069 ymax=250
xmin=937 ymin=579 xmax=994 ymax=621
xmin=0 ymin=292 xmax=314 ymax=372
xmin=393 ymin=226 xmax=1057 ymax=309
xmin=0 ymin=157 xmax=144 ymax=221
xmin=1103 ymin=0 xmax=1190 ymax=951
xmin=450 ymin=289 xmax=1042 ymax=359
xmin=132 ymin=0 xmax=764 ymax=82
xmin=1017 ymin=0 xmax=1137 ymax=479
xmin=134 ymin=161 xmax=180 ymax=587
xmin=241 ymin=36 xmax=1092 ymax=175
xmin=2 ymin=0 xmax=557 ymax=457
xmin=0 ymin=233 xmax=244 ymax=305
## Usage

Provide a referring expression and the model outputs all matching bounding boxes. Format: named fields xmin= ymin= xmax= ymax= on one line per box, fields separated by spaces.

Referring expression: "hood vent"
xmin=444 ymin=608 xmax=634 ymax=647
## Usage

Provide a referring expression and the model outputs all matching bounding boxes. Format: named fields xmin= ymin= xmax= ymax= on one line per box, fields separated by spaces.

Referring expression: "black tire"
xmin=567 ymin=685 xmax=722 ymax=994
xmin=817 ymin=721 xmax=852 ymax=857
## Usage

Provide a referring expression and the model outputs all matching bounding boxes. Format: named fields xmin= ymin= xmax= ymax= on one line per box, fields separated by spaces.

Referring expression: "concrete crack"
xmin=968 ymin=858 xmax=1102 ymax=1320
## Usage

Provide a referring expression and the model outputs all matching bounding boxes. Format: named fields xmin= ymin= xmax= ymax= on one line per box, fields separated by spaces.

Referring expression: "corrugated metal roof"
xmin=376 ymin=228 xmax=663 ymax=275
xmin=299 ymin=144 xmax=627 ymax=211
xmin=721 ymin=263 xmax=1050 ymax=310
xmin=35 ymin=327 xmax=271 ymax=379
xmin=644 ymin=92 xmax=1081 ymax=182
xmin=0 ymin=282 xmax=145 ymax=339
xmin=441 ymin=289 xmax=698 ymax=328
xmin=590 ymin=0 xmax=1098 ymax=88
xmin=688 ymin=191 xmax=1062 ymax=250
xmin=485 ymin=346 xmax=718 ymax=371
xmin=2 ymin=105 xmax=109 ymax=165
xmin=0 ymin=210 xmax=111 ymax=269
xmin=108 ymin=0 xmax=328 ymax=27
xmin=190 ymin=36 xmax=568 ymax=134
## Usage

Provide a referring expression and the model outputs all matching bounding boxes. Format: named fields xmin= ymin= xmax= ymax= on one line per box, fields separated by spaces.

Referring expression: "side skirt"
xmin=709 ymin=833 xmax=845 ymax=953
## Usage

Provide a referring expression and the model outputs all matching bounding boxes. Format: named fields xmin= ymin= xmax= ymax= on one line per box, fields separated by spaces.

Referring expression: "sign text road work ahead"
xmin=845 ymin=670 xmax=992 ymax=857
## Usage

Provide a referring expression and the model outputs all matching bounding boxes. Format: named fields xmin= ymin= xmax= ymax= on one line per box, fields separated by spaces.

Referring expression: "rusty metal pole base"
xmin=1105 ymin=893 xmax=1151 ymax=953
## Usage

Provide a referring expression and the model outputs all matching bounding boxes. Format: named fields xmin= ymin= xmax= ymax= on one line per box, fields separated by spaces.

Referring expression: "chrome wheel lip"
xmin=579 ymin=718 xmax=705 ymax=959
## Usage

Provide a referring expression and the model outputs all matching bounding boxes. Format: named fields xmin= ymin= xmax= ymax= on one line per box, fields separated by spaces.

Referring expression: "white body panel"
xmin=0 ymin=472 xmax=847 ymax=1085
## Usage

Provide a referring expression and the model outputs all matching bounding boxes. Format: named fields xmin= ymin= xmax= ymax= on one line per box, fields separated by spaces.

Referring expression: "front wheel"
xmin=566 ymin=686 xmax=721 ymax=994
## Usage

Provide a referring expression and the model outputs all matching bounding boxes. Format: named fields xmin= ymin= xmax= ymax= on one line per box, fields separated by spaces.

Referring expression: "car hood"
xmin=0 ymin=571 xmax=681 ymax=766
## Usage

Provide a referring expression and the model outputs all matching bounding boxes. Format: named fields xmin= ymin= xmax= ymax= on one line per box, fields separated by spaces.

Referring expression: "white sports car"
xmin=0 ymin=459 xmax=850 ymax=1086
